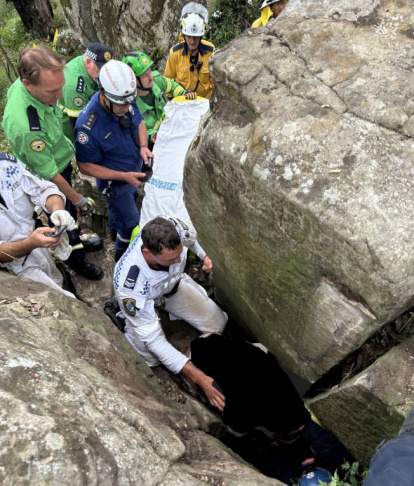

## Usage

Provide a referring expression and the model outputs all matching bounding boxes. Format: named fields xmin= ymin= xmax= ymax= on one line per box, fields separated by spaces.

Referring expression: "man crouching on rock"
xmin=114 ymin=216 xmax=228 ymax=410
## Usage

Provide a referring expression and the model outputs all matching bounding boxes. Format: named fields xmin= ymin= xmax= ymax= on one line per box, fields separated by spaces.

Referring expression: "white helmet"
xmin=181 ymin=12 xmax=205 ymax=37
xmin=260 ymin=0 xmax=281 ymax=10
xmin=181 ymin=2 xmax=209 ymax=29
xmin=98 ymin=59 xmax=137 ymax=105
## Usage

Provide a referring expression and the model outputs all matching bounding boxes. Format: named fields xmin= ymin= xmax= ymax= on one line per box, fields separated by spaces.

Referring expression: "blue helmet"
xmin=299 ymin=458 xmax=332 ymax=486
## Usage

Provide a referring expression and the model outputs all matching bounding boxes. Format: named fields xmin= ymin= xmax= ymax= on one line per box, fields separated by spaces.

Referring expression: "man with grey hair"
xmin=59 ymin=42 xmax=113 ymax=141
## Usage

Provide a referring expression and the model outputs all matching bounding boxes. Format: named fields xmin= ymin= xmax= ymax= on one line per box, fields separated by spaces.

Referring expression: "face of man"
xmin=138 ymin=68 xmax=154 ymax=91
xmin=271 ymin=0 xmax=287 ymax=17
xmin=23 ymin=69 xmax=65 ymax=106
xmin=184 ymin=35 xmax=201 ymax=52
xmin=145 ymin=244 xmax=183 ymax=270
xmin=85 ymin=57 xmax=100 ymax=82
xmin=100 ymin=93 xmax=131 ymax=116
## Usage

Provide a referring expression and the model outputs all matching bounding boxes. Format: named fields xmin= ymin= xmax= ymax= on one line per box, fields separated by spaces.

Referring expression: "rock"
xmin=59 ymin=0 xmax=193 ymax=58
xmin=306 ymin=336 xmax=414 ymax=465
xmin=0 ymin=272 xmax=283 ymax=485
xmin=185 ymin=0 xmax=414 ymax=382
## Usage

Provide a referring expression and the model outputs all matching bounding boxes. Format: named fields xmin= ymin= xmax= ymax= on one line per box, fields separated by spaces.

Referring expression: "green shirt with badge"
xmin=137 ymin=71 xmax=186 ymax=143
xmin=59 ymin=55 xmax=98 ymax=141
xmin=2 ymin=78 xmax=74 ymax=180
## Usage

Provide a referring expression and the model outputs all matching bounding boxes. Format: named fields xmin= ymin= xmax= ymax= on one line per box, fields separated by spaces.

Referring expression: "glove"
xmin=50 ymin=233 xmax=72 ymax=261
xmin=50 ymin=210 xmax=76 ymax=231
xmin=185 ymin=91 xmax=197 ymax=100
xmin=74 ymin=195 xmax=96 ymax=216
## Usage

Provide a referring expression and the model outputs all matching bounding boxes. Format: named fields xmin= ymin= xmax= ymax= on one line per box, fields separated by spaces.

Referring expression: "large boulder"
xmin=307 ymin=336 xmax=414 ymax=465
xmin=0 ymin=271 xmax=283 ymax=486
xmin=59 ymin=0 xmax=195 ymax=57
xmin=185 ymin=0 xmax=414 ymax=382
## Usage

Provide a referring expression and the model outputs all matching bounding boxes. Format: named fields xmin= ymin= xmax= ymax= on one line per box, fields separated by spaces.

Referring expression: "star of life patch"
xmin=77 ymin=132 xmax=89 ymax=144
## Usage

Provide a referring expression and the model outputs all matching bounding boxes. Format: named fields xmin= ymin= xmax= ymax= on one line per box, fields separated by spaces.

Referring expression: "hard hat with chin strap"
xmin=122 ymin=52 xmax=153 ymax=78
xmin=97 ymin=59 xmax=137 ymax=105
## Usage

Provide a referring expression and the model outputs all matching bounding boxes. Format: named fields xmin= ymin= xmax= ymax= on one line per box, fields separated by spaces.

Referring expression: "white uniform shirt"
xmin=114 ymin=229 xmax=205 ymax=373
xmin=0 ymin=155 xmax=65 ymax=274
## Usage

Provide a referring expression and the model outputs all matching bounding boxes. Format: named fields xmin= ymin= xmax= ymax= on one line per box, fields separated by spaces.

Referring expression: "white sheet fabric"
xmin=140 ymin=99 xmax=209 ymax=229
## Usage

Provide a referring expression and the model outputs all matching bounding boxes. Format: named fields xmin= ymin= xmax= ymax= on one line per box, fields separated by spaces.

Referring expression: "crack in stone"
xmin=262 ymin=30 xmax=413 ymax=139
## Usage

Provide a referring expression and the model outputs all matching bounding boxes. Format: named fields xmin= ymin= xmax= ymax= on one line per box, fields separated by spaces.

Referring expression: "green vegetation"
xmin=0 ymin=0 xmax=68 ymax=150
xmin=208 ymin=0 xmax=262 ymax=47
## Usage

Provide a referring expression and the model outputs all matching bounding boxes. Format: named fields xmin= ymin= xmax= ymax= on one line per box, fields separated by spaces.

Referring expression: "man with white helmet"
xmin=252 ymin=0 xmax=287 ymax=28
xmin=164 ymin=12 xmax=215 ymax=99
xmin=75 ymin=59 xmax=153 ymax=260
xmin=114 ymin=216 xmax=228 ymax=411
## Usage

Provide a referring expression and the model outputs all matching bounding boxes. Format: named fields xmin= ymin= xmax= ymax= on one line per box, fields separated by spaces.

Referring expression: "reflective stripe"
xmin=71 ymin=243 xmax=84 ymax=251
xmin=116 ymin=233 xmax=131 ymax=243
xmin=59 ymin=103 xmax=82 ymax=118
xmin=172 ymin=85 xmax=184 ymax=97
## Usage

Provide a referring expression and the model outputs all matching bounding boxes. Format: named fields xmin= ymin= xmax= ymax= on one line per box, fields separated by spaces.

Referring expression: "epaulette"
xmin=202 ymin=43 xmax=214 ymax=53
xmin=27 ymin=105 xmax=41 ymax=132
xmin=199 ymin=41 xmax=214 ymax=54
xmin=76 ymin=76 xmax=85 ymax=93
xmin=173 ymin=42 xmax=186 ymax=52
xmin=0 ymin=153 xmax=17 ymax=163
xmin=82 ymin=112 xmax=98 ymax=131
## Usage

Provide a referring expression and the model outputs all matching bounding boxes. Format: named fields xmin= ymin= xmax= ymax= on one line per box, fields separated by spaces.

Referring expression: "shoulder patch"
xmin=77 ymin=132 xmax=89 ymax=144
xmin=27 ymin=105 xmax=41 ymax=131
xmin=82 ymin=112 xmax=98 ymax=131
xmin=123 ymin=298 xmax=138 ymax=316
xmin=0 ymin=153 xmax=17 ymax=163
xmin=203 ymin=44 xmax=214 ymax=52
xmin=123 ymin=265 xmax=140 ymax=289
xmin=76 ymin=76 xmax=85 ymax=93
xmin=73 ymin=97 xmax=84 ymax=107
xmin=30 ymin=140 xmax=46 ymax=152
xmin=173 ymin=42 xmax=186 ymax=52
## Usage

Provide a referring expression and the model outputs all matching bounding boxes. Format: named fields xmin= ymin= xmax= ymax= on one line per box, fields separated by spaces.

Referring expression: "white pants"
xmin=13 ymin=248 xmax=75 ymax=299
xmin=124 ymin=274 xmax=227 ymax=368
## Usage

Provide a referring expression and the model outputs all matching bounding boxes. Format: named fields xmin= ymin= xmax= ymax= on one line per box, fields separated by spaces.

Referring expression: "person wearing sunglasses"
xmin=164 ymin=12 xmax=215 ymax=99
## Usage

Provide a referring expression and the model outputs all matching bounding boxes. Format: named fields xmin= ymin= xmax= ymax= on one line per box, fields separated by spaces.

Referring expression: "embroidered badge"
xmin=30 ymin=140 xmax=46 ymax=152
xmin=123 ymin=265 xmax=140 ymax=289
xmin=77 ymin=132 xmax=89 ymax=144
xmin=104 ymin=51 xmax=112 ymax=61
xmin=123 ymin=298 xmax=137 ymax=316
xmin=73 ymin=97 xmax=84 ymax=107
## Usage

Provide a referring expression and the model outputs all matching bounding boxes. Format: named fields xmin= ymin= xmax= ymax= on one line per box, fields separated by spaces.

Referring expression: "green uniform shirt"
xmin=137 ymin=71 xmax=186 ymax=143
xmin=2 ymin=78 xmax=74 ymax=180
xmin=59 ymin=55 xmax=98 ymax=141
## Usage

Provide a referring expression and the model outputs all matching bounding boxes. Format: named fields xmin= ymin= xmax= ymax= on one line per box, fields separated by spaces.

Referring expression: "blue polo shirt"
xmin=74 ymin=92 xmax=143 ymax=175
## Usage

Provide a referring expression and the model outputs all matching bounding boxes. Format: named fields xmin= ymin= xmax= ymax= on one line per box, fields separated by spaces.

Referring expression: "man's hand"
xmin=202 ymin=255 xmax=213 ymax=273
xmin=50 ymin=210 xmax=76 ymax=230
xmin=185 ymin=91 xmax=197 ymax=100
xmin=140 ymin=146 xmax=153 ymax=165
xmin=27 ymin=227 xmax=63 ymax=249
xmin=180 ymin=361 xmax=225 ymax=412
xmin=198 ymin=375 xmax=225 ymax=412
xmin=74 ymin=195 xmax=96 ymax=216
xmin=123 ymin=171 xmax=147 ymax=187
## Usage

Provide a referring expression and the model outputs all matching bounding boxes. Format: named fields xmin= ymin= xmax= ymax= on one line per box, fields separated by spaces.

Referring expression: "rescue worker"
xmin=59 ymin=42 xmax=113 ymax=142
xmin=252 ymin=0 xmax=288 ymax=28
xmin=2 ymin=46 xmax=104 ymax=280
xmin=122 ymin=51 xmax=196 ymax=148
xmin=179 ymin=2 xmax=209 ymax=42
xmin=74 ymin=60 xmax=153 ymax=260
xmin=0 ymin=152 xmax=76 ymax=298
xmin=164 ymin=12 xmax=215 ymax=99
xmin=114 ymin=216 xmax=228 ymax=410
